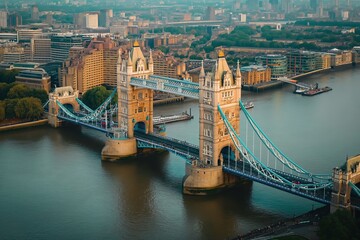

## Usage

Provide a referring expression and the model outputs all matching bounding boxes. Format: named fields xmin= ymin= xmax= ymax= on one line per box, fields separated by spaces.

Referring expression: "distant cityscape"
xmin=1 ymin=0 xmax=360 ymax=95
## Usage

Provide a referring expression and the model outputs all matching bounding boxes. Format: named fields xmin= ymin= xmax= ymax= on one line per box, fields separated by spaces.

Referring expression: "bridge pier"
xmin=101 ymin=138 xmax=137 ymax=161
xmin=182 ymin=162 xmax=239 ymax=195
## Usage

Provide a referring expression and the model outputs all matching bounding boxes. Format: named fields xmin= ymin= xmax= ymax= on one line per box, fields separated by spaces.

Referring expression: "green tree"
xmin=0 ymin=70 xmax=19 ymax=84
xmin=14 ymin=97 xmax=43 ymax=120
xmin=30 ymin=89 xmax=48 ymax=104
xmin=7 ymin=84 xmax=31 ymax=99
xmin=5 ymin=99 xmax=19 ymax=119
xmin=0 ymin=82 xmax=16 ymax=100
xmin=318 ymin=209 xmax=360 ymax=240
xmin=0 ymin=101 xmax=5 ymax=121
xmin=81 ymin=86 xmax=116 ymax=110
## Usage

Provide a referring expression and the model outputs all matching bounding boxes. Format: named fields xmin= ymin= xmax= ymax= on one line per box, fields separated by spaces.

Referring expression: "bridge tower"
xmin=102 ymin=41 xmax=154 ymax=160
xmin=48 ymin=86 xmax=80 ymax=128
xmin=331 ymin=155 xmax=360 ymax=213
xmin=183 ymin=51 xmax=242 ymax=195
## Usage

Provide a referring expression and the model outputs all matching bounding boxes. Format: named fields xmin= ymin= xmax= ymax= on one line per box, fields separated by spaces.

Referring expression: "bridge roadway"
xmin=223 ymin=160 xmax=333 ymax=204
xmin=134 ymin=130 xmax=199 ymax=160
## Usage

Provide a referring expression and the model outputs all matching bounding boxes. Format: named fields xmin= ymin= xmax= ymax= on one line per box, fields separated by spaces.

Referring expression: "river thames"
xmin=1 ymin=66 xmax=360 ymax=240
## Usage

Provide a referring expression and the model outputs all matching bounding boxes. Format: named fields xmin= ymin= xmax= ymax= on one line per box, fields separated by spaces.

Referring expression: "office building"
xmin=152 ymin=50 xmax=186 ymax=79
xmin=31 ymin=37 xmax=51 ymax=63
xmin=73 ymin=13 xmax=86 ymax=29
xmin=256 ymin=54 xmax=287 ymax=80
xmin=3 ymin=46 xmax=26 ymax=63
xmin=7 ymin=13 xmax=22 ymax=27
xmin=205 ymin=7 xmax=215 ymax=20
xmin=99 ymin=9 xmax=113 ymax=27
xmin=286 ymin=50 xmax=323 ymax=76
xmin=0 ymin=10 xmax=7 ymax=28
xmin=60 ymin=36 xmax=120 ymax=94
xmin=17 ymin=29 xmax=43 ymax=43
xmin=50 ymin=35 xmax=84 ymax=62
xmin=240 ymin=65 xmax=271 ymax=85
xmin=85 ymin=13 xmax=98 ymax=29
xmin=15 ymin=70 xmax=51 ymax=93
xmin=31 ymin=5 xmax=39 ymax=21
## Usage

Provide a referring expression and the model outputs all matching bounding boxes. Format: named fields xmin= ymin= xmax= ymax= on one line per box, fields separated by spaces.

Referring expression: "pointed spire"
xmin=149 ymin=49 xmax=153 ymax=64
xmin=117 ymin=49 xmax=122 ymax=65
xmin=133 ymin=40 xmax=139 ymax=47
xmin=199 ymin=60 xmax=205 ymax=78
xmin=236 ymin=60 xmax=241 ymax=77
xmin=127 ymin=51 xmax=132 ymax=66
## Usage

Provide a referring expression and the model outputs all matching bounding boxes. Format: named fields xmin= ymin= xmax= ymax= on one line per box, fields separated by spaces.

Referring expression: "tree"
xmin=0 ymin=101 xmax=5 ymax=121
xmin=14 ymin=97 xmax=43 ymax=120
xmin=5 ymin=99 xmax=19 ymax=119
xmin=81 ymin=86 xmax=116 ymax=110
xmin=7 ymin=84 xmax=31 ymax=99
xmin=0 ymin=83 xmax=16 ymax=100
xmin=0 ymin=70 xmax=19 ymax=84
xmin=318 ymin=209 xmax=360 ymax=240
xmin=30 ymin=89 xmax=48 ymax=104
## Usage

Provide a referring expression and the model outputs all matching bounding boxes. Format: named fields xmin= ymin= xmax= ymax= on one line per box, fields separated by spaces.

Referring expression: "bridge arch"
xmin=134 ymin=121 xmax=147 ymax=133
xmin=218 ymin=144 xmax=237 ymax=166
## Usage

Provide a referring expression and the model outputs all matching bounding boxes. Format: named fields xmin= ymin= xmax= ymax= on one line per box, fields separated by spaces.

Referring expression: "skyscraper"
xmin=0 ymin=10 xmax=7 ymax=28
xmin=50 ymin=35 xmax=84 ymax=62
xmin=99 ymin=9 xmax=113 ymax=27
xmin=85 ymin=13 xmax=98 ymax=28
xmin=31 ymin=5 xmax=39 ymax=21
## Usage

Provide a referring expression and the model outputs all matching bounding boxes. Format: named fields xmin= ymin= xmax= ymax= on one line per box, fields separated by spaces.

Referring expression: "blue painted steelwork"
xmin=135 ymin=130 xmax=199 ymax=161
xmin=56 ymin=88 xmax=116 ymax=122
xmin=130 ymin=76 xmax=200 ymax=99
xmin=218 ymin=104 xmax=332 ymax=193
xmin=239 ymin=100 xmax=331 ymax=181
xmin=349 ymin=182 xmax=360 ymax=197
xmin=76 ymin=98 xmax=94 ymax=113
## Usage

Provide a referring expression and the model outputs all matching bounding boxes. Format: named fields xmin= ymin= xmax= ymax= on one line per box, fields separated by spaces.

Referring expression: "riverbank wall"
xmin=0 ymin=119 xmax=48 ymax=132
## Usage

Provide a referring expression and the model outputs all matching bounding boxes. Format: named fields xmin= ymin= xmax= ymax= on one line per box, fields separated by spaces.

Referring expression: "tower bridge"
xmin=47 ymin=41 xmax=360 ymax=212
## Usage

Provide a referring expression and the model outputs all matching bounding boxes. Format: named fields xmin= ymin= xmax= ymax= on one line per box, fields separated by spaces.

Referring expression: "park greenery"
xmin=81 ymin=86 xmax=117 ymax=110
xmin=318 ymin=209 xmax=360 ymax=240
xmin=0 ymin=69 xmax=48 ymax=121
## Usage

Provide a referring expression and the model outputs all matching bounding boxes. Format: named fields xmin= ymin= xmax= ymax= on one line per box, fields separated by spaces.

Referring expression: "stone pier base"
xmin=48 ymin=114 xmax=62 ymax=128
xmin=101 ymin=138 xmax=137 ymax=161
xmin=183 ymin=162 xmax=239 ymax=195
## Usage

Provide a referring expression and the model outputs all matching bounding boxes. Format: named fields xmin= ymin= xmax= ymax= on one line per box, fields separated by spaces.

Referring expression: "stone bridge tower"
xmin=183 ymin=51 xmax=242 ymax=195
xmin=331 ymin=155 xmax=360 ymax=213
xmin=48 ymin=86 xmax=80 ymax=128
xmin=102 ymin=41 xmax=154 ymax=160
xmin=117 ymin=41 xmax=154 ymax=138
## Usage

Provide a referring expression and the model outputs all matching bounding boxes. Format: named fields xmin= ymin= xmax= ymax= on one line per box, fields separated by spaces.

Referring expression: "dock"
xmin=153 ymin=111 xmax=193 ymax=125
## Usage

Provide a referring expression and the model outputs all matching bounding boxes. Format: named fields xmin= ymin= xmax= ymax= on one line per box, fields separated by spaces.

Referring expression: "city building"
xmin=60 ymin=36 xmax=120 ymax=94
xmin=352 ymin=46 xmax=360 ymax=64
xmin=73 ymin=13 xmax=87 ymax=29
xmin=2 ymin=46 xmax=26 ymax=63
xmin=152 ymin=50 xmax=186 ymax=79
xmin=15 ymin=70 xmax=51 ymax=93
xmin=205 ymin=7 xmax=215 ymax=20
xmin=31 ymin=5 xmax=40 ymax=21
xmin=7 ymin=13 xmax=22 ymax=28
xmin=31 ymin=37 xmax=51 ymax=63
xmin=239 ymin=13 xmax=247 ymax=23
xmin=85 ymin=13 xmax=98 ymax=29
xmin=0 ymin=10 xmax=7 ymax=28
xmin=17 ymin=29 xmax=43 ymax=43
xmin=50 ymin=34 xmax=84 ymax=62
xmin=256 ymin=54 xmax=287 ymax=80
xmin=99 ymin=9 xmax=113 ymax=27
xmin=240 ymin=65 xmax=271 ymax=85
xmin=286 ymin=50 xmax=323 ymax=76
xmin=328 ymin=49 xmax=352 ymax=67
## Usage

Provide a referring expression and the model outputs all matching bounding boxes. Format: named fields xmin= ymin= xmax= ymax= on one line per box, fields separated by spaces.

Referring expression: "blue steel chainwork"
xmin=349 ymin=182 xmax=360 ymax=197
xmin=218 ymin=104 xmax=332 ymax=204
xmin=239 ymin=101 xmax=331 ymax=181
xmin=52 ymin=78 xmax=337 ymax=204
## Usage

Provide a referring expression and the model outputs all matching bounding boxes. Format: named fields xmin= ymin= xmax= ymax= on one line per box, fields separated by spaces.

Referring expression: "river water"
xmin=1 ymin=67 xmax=360 ymax=240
